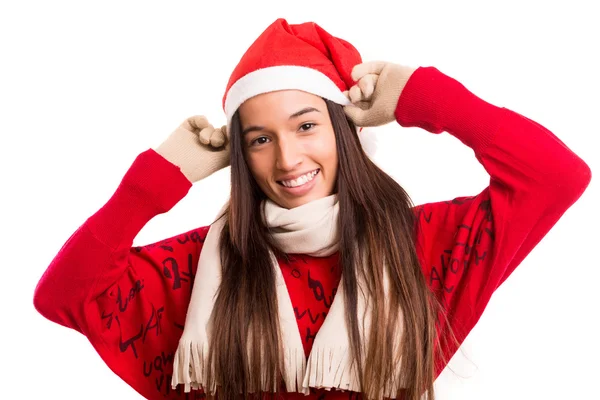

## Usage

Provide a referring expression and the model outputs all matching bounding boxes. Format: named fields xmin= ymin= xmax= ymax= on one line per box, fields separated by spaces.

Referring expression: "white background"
xmin=1 ymin=0 xmax=599 ymax=399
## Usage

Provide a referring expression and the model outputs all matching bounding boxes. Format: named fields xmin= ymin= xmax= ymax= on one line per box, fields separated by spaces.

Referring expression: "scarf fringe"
xmin=284 ymin=346 xmax=308 ymax=394
xmin=301 ymin=345 xmax=401 ymax=398
xmin=171 ymin=339 xmax=216 ymax=394
xmin=301 ymin=345 xmax=360 ymax=393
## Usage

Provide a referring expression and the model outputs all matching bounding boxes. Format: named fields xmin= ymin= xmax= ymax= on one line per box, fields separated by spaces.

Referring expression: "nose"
xmin=275 ymin=137 xmax=302 ymax=171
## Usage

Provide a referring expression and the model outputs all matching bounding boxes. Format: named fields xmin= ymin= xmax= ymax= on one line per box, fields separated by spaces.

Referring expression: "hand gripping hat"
xmin=222 ymin=18 xmax=377 ymax=156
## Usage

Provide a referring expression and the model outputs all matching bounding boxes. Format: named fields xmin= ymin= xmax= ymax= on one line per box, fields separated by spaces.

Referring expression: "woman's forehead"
xmin=239 ymin=90 xmax=327 ymax=123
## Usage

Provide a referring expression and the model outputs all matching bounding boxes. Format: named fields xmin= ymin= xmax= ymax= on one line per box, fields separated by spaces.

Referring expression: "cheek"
xmin=246 ymin=154 xmax=272 ymax=181
xmin=310 ymin=132 xmax=338 ymax=167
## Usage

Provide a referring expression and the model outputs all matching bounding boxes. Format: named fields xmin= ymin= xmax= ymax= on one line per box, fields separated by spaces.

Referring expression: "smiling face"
xmin=237 ymin=90 xmax=339 ymax=209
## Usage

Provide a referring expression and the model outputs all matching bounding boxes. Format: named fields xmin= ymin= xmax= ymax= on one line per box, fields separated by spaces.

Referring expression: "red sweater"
xmin=33 ymin=67 xmax=591 ymax=400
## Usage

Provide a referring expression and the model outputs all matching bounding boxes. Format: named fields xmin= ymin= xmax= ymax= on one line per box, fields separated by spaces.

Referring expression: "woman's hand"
xmin=344 ymin=61 xmax=417 ymax=127
xmin=155 ymin=116 xmax=230 ymax=183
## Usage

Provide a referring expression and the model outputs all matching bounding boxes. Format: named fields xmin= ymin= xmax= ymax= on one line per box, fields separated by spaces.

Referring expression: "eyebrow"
xmin=242 ymin=107 xmax=321 ymax=136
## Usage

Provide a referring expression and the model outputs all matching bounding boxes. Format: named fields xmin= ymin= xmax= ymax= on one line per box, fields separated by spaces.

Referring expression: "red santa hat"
xmin=222 ymin=18 xmax=378 ymax=157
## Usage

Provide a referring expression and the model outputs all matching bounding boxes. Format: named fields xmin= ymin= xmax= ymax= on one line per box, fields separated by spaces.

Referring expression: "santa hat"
xmin=222 ymin=18 xmax=377 ymax=157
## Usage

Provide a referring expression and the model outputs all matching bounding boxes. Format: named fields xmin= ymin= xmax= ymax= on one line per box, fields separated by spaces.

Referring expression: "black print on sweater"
xmin=101 ymin=309 xmax=114 ymax=330
xmin=479 ymin=199 xmax=493 ymax=222
xmin=116 ymin=279 xmax=145 ymax=313
xmin=174 ymin=322 xmax=185 ymax=331
xmin=308 ymin=270 xmax=335 ymax=309
xmin=452 ymin=225 xmax=491 ymax=267
xmin=177 ymin=230 xmax=206 ymax=245
xmin=143 ymin=350 xmax=175 ymax=377
xmin=162 ymin=254 xmax=195 ymax=291
xmin=142 ymin=350 xmax=179 ymax=397
xmin=132 ymin=228 xmax=206 ymax=255
xmin=454 ymin=225 xmax=474 ymax=257
xmin=429 ymin=198 xmax=495 ymax=296
xmin=133 ymin=240 xmax=174 ymax=253
xmin=415 ymin=206 xmax=432 ymax=223
xmin=116 ymin=315 xmax=143 ymax=359
xmin=305 ymin=327 xmax=317 ymax=344
xmin=153 ymin=371 xmax=172 ymax=396
xmin=291 ymin=268 xmax=302 ymax=279
xmin=294 ymin=307 xmax=324 ymax=324
xmin=115 ymin=304 xmax=164 ymax=359
xmin=143 ymin=304 xmax=164 ymax=343
xmin=440 ymin=249 xmax=468 ymax=275
xmin=100 ymin=279 xmax=145 ymax=330
xmin=429 ymin=267 xmax=455 ymax=294
xmin=474 ymin=247 xmax=487 ymax=266
xmin=445 ymin=196 xmax=476 ymax=206
xmin=483 ymin=226 xmax=494 ymax=241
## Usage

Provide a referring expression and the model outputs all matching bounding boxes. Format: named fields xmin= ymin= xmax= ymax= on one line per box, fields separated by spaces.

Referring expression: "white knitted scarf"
xmin=171 ymin=194 xmax=402 ymax=396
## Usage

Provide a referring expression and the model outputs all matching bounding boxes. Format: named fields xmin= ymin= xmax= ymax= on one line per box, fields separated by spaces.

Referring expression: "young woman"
xmin=33 ymin=18 xmax=591 ymax=400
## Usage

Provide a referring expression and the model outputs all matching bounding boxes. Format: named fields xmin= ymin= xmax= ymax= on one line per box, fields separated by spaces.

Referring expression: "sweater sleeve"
xmin=397 ymin=67 xmax=591 ymax=376
xmin=33 ymin=149 xmax=209 ymax=399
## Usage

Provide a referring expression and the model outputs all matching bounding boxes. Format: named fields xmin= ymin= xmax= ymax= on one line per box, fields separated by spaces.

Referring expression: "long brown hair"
xmin=208 ymin=98 xmax=456 ymax=400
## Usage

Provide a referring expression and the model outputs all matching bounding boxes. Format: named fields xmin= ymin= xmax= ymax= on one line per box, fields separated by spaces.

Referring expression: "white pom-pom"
xmin=357 ymin=127 xmax=378 ymax=159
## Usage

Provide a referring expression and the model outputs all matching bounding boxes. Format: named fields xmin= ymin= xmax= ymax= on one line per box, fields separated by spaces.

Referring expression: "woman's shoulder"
xmin=82 ymin=225 xmax=210 ymax=399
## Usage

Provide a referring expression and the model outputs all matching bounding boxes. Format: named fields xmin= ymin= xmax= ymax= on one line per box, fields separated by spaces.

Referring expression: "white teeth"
xmin=281 ymin=169 xmax=318 ymax=188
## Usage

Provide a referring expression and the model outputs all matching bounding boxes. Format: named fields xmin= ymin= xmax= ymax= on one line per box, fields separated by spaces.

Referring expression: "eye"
xmin=299 ymin=123 xmax=316 ymax=132
xmin=250 ymin=136 xmax=270 ymax=146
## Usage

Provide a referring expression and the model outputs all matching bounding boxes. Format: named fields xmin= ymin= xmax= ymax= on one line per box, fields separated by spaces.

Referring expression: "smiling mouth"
xmin=277 ymin=169 xmax=320 ymax=188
